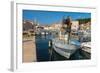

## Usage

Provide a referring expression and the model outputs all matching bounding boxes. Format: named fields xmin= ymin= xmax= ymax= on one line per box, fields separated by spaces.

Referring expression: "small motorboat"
xmin=80 ymin=42 xmax=91 ymax=59
xmin=52 ymin=16 xmax=81 ymax=59
xmin=52 ymin=38 xmax=80 ymax=59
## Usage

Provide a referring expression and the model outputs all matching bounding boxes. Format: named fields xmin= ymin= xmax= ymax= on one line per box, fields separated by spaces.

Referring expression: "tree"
xmin=77 ymin=18 xmax=91 ymax=24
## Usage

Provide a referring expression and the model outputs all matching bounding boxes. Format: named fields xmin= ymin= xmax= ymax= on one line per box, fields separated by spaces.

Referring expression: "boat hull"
xmin=53 ymin=45 xmax=77 ymax=58
xmin=80 ymin=42 xmax=91 ymax=59
xmin=52 ymin=39 xmax=79 ymax=59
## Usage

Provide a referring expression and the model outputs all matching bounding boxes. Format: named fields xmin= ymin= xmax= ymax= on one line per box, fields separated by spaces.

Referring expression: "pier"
xmin=23 ymin=36 xmax=37 ymax=62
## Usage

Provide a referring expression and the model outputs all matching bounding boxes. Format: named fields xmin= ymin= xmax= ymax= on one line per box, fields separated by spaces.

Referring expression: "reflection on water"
xmin=35 ymin=34 xmax=90 ymax=62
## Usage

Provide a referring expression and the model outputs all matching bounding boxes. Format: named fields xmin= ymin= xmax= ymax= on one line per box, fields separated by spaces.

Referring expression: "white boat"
xmin=52 ymin=38 xmax=80 ymax=59
xmin=78 ymin=30 xmax=91 ymax=42
xmin=41 ymin=32 xmax=45 ymax=35
xmin=46 ymin=32 xmax=48 ymax=35
xmin=51 ymin=16 xmax=81 ymax=59
xmin=80 ymin=42 xmax=91 ymax=58
xmin=81 ymin=42 xmax=91 ymax=53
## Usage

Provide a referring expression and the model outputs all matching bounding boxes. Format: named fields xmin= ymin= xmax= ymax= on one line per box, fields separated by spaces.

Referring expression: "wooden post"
xmin=48 ymin=40 xmax=53 ymax=61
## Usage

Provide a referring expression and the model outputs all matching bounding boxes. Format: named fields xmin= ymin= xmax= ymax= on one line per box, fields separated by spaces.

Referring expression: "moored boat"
xmin=52 ymin=38 xmax=80 ymax=59
xmin=52 ymin=16 xmax=81 ymax=59
xmin=80 ymin=42 xmax=91 ymax=59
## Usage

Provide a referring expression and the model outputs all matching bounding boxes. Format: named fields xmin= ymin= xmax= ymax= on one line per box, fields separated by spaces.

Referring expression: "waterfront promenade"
xmin=23 ymin=36 xmax=37 ymax=62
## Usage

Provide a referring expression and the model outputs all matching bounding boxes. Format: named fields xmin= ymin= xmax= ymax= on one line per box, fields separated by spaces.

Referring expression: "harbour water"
xmin=35 ymin=34 xmax=90 ymax=62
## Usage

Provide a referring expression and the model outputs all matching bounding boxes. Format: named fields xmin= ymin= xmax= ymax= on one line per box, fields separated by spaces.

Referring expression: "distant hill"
xmin=77 ymin=18 xmax=91 ymax=24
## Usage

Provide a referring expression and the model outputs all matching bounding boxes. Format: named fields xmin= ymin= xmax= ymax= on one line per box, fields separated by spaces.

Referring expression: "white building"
xmin=71 ymin=21 xmax=79 ymax=32
xmin=49 ymin=23 xmax=62 ymax=30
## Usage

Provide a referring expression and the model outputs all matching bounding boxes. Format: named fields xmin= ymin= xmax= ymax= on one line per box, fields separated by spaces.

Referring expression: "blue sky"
xmin=23 ymin=10 xmax=91 ymax=25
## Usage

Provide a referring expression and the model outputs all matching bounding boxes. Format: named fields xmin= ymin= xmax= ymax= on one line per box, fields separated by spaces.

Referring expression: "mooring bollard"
xmin=48 ymin=40 xmax=53 ymax=61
